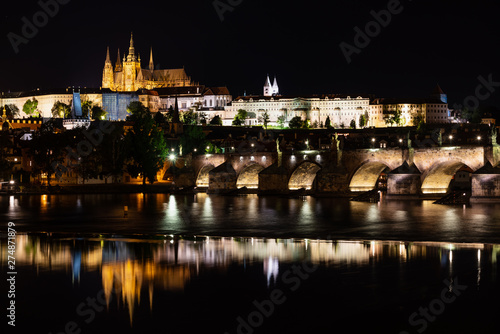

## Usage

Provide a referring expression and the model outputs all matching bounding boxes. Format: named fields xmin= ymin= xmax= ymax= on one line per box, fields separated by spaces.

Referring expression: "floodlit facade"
xmin=222 ymin=79 xmax=451 ymax=128
xmin=0 ymin=88 xmax=103 ymax=119
xmin=102 ymin=34 xmax=195 ymax=92
xmin=224 ymin=94 xmax=371 ymax=128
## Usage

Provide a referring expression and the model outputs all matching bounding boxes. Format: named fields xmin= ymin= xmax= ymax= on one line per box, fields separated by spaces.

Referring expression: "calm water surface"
xmin=1 ymin=194 xmax=500 ymax=333
xmin=2 ymin=193 xmax=500 ymax=242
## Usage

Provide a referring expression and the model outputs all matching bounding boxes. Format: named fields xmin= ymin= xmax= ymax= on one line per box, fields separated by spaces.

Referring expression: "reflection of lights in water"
xmin=202 ymin=195 xmax=213 ymax=218
xmin=163 ymin=195 xmax=182 ymax=226
xmin=41 ymin=194 xmax=48 ymax=207
xmin=9 ymin=195 xmax=15 ymax=208
xmin=263 ymin=256 xmax=279 ymax=287
xmin=298 ymin=199 xmax=313 ymax=222
xmin=366 ymin=205 xmax=380 ymax=223
xmin=137 ymin=193 xmax=144 ymax=211
xmin=477 ymin=249 xmax=481 ymax=287
xmin=8 ymin=235 xmax=496 ymax=327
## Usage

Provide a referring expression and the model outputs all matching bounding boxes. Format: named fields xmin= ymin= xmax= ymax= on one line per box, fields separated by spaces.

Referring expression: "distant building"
xmin=102 ymin=91 xmax=139 ymax=121
xmin=62 ymin=91 xmax=91 ymax=130
xmin=102 ymin=33 xmax=195 ymax=92
xmin=155 ymin=86 xmax=232 ymax=121
xmin=224 ymin=75 xmax=370 ymax=127
xmin=263 ymin=74 xmax=279 ymax=96
xmin=0 ymin=88 xmax=103 ymax=119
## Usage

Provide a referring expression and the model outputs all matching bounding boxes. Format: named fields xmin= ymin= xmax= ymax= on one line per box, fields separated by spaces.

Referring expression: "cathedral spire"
xmin=149 ymin=47 xmax=154 ymax=71
xmin=115 ymin=49 xmax=122 ymax=72
xmin=105 ymin=46 xmax=111 ymax=64
xmin=263 ymin=74 xmax=272 ymax=96
xmin=127 ymin=32 xmax=136 ymax=61
xmin=272 ymin=75 xmax=279 ymax=96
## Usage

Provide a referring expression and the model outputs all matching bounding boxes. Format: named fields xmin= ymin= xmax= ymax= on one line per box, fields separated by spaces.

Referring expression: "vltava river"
xmin=1 ymin=193 xmax=500 ymax=333
xmin=2 ymin=193 xmax=500 ymax=243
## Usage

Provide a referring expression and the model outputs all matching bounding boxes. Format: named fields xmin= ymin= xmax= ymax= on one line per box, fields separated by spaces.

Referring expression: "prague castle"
xmin=102 ymin=33 xmax=195 ymax=92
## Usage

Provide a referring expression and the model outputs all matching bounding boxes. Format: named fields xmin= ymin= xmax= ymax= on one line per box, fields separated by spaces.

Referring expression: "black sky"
xmin=1 ymin=0 xmax=499 ymax=108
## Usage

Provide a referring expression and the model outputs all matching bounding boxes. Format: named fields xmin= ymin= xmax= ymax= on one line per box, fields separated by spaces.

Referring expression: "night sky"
xmin=1 ymin=0 xmax=499 ymax=108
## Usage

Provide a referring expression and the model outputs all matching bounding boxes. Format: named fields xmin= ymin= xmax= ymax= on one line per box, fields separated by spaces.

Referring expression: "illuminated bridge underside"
xmin=237 ymin=164 xmax=265 ymax=189
xmin=288 ymin=162 xmax=321 ymax=190
xmin=196 ymin=165 xmax=215 ymax=187
xmin=350 ymin=162 xmax=388 ymax=192
xmin=421 ymin=161 xmax=467 ymax=194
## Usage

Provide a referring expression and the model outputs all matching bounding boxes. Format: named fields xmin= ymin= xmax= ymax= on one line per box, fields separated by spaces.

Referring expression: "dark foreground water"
xmin=1 ymin=194 xmax=500 ymax=333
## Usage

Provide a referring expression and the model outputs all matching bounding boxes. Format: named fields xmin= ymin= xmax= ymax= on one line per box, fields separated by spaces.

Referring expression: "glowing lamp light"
xmin=9 ymin=180 xmax=15 ymax=184
xmin=477 ymin=136 xmax=481 ymax=140
xmin=169 ymin=154 xmax=176 ymax=161
xmin=372 ymin=138 xmax=376 ymax=142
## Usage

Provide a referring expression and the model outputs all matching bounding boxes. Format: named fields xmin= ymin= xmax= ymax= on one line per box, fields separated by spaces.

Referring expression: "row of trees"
xmin=230 ymin=109 xmax=371 ymax=130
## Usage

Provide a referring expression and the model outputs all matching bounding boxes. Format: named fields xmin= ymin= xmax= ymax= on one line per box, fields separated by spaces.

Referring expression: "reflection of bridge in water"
xmin=4 ymin=234 xmax=499 ymax=324
xmin=179 ymin=144 xmax=500 ymax=199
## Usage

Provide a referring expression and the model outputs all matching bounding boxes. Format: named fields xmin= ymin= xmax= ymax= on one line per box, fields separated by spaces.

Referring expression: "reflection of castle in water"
xmin=3 ymin=235 xmax=498 ymax=324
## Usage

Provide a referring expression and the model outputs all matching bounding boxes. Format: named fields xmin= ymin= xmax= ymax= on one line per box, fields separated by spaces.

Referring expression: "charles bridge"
xmin=168 ymin=134 xmax=500 ymax=201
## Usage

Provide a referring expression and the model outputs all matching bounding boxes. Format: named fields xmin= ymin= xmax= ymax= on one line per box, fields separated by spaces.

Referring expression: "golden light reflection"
xmin=2 ymin=235 xmax=498 ymax=326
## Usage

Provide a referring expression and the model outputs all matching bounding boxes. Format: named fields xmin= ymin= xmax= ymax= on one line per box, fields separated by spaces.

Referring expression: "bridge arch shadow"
xmin=421 ymin=160 xmax=472 ymax=194
xmin=237 ymin=163 xmax=265 ymax=189
xmin=288 ymin=161 xmax=322 ymax=190
xmin=196 ymin=164 xmax=215 ymax=187
xmin=349 ymin=162 xmax=391 ymax=192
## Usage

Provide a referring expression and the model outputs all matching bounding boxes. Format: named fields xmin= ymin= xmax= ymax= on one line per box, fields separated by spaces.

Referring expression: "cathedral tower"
xmin=123 ymin=33 xmax=140 ymax=91
xmin=102 ymin=47 xmax=114 ymax=89
xmin=263 ymin=74 xmax=279 ymax=96
xmin=263 ymin=74 xmax=272 ymax=96
xmin=271 ymin=75 xmax=279 ymax=96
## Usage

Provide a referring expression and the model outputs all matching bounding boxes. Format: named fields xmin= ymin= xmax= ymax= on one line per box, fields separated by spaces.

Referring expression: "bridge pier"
xmin=258 ymin=163 xmax=289 ymax=194
xmin=207 ymin=162 xmax=237 ymax=194
xmin=471 ymin=162 xmax=500 ymax=201
xmin=386 ymin=162 xmax=421 ymax=197
xmin=316 ymin=167 xmax=350 ymax=193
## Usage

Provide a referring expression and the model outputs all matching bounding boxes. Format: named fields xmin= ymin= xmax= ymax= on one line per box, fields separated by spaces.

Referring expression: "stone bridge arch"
xmin=420 ymin=160 xmax=473 ymax=194
xmin=349 ymin=161 xmax=392 ymax=192
xmin=196 ymin=164 xmax=215 ymax=187
xmin=236 ymin=163 xmax=265 ymax=189
xmin=288 ymin=161 xmax=322 ymax=190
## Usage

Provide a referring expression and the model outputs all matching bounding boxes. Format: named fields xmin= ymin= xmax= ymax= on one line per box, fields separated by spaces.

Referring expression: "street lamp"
xmin=449 ymin=135 xmax=453 ymax=145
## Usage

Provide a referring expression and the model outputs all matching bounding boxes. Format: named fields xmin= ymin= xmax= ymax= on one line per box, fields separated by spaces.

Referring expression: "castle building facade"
xmin=223 ymin=77 xmax=452 ymax=127
xmin=102 ymin=34 xmax=195 ymax=92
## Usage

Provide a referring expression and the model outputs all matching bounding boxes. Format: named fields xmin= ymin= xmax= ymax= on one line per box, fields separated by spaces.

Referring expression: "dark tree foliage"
xmin=125 ymin=102 xmax=167 ymax=185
